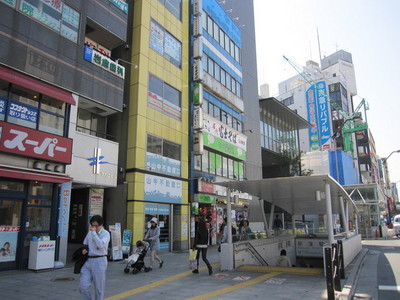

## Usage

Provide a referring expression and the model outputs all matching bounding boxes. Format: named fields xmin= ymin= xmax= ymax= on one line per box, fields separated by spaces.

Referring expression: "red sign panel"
xmin=198 ymin=179 xmax=214 ymax=194
xmin=0 ymin=121 xmax=72 ymax=163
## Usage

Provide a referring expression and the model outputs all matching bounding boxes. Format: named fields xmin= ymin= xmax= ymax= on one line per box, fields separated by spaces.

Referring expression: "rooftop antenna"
xmin=317 ymin=27 xmax=322 ymax=65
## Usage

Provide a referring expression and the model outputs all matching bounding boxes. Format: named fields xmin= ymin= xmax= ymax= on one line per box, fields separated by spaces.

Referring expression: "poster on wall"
xmin=122 ymin=230 xmax=132 ymax=255
xmin=144 ymin=174 xmax=182 ymax=204
xmin=150 ymin=20 xmax=164 ymax=55
xmin=0 ymin=226 xmax=19 ymax=262
xmin=109 ymin=224 xmax=123 ymax=261
xmin=89 ymin=188 xmax=104 ymax=218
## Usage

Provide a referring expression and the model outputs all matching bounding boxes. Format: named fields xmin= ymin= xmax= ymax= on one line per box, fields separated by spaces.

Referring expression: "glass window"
xmin=207 ymin=16 xmax=213 ymax=35
xmin=220 ymin=69 xmax=226 ymax=86
xmin=222 ymin=156 xmax=228 ymax=177
xmin=228 ymin=159 xmax=234 ymax=179
xmin=214 ymin=64 xmax=220 ymax=82
xmin=26 ymin=207 xmax=51 ymax=231
xmin=235 ymin=45 xmax=240 ymax=63
xmin=231 ymin=78 xmax=236 ymax=94
xmin=164 ymin=84 xmax=181 ymax=107
xmin=149 ymin=74 xmax=163 ymax=97
xmin=194 ymin=155 xmax=201 ymax=170
xmin=215 ymin=154 xmax=222 ymax=176
xmin=8 ymin=85 xmax=39 ymax=129
xmin=163 ymin=140 xmax=180 ymax=160
xmin=213 ymin=22 xmax=219 ymax=42
xmin=202 ymin=150 xmax=209 ymax=172
xmin=161 ymin=0 xmax=182 ymax=20
xmin=149 ymin=20 xmax=181 ymax=67
xmin=226 ymin=73 xmax=231 ymax=90
xmin=225 ymin=35 xmax=230 ymax=53
xmin=227 ymin=114 xmax=232 ymax=127
xmin=221 ymin=110 xmax=228 ymax=124
xmin=208 ymin=58 xmax=214 ymax=77
xmin=230 ymin=40 xmax=235 ymax=57
xmin=203 ymin=54 xmax=208 ymax=72
xmin=39 ymin=95 xmax=65 ymax=135
xmin=209 ymin=152 xmax=216 ymax=174
xmin=219 ymin=29 xmax=224 ymax=48
xmin=61 ymin=4 xmax=80 ymax=43
xmin=147 ymin=134 xmax=162 ymax=155
xmin=236 ymin=81 xmax=242 ymax=98
xmin=203 ymin=99 xmax=209 ymax=114
xmin=213 ymin=105 xmax=220 ymax=119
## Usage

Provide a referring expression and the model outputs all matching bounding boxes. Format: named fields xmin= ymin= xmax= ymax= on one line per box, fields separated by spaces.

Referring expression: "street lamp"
xmin=382 ymin=150 xmax=400 ymax=163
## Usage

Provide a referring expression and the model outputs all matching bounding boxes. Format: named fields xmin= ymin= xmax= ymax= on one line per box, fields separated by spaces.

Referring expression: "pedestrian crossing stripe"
xmin=379 ymin=285 xmax=400 ymax=291
xmin=184 ymin=272 xmax=282 ymax=300
xmin=104 ymin=263 xmax=220 ymax=300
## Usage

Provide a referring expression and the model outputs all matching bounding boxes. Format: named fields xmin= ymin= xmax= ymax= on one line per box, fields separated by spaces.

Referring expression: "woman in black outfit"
xmin=192 ymin=218 xmax=213 ymax=275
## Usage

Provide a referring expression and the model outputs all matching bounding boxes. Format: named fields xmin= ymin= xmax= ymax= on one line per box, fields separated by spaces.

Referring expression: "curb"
xmin=337 ymin=248 xmax=369 ymax=300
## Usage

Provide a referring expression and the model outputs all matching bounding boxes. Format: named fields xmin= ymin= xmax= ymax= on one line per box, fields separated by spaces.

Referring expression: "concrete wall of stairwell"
xmin=342 ymin=234 xmax=362 ymax=267
xmin=220 ymin=235 xmax=296 ymax=270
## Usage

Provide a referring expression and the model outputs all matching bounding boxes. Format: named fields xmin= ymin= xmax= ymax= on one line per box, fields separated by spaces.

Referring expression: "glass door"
xmin=0 ymin=180 xmax=24 ymax=270
xmin=144 ymin=204 xmax=170 ymax=251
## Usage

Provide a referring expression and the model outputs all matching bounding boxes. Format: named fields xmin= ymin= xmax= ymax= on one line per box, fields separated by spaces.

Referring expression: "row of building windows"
xmin=281 ymin=96 xmax=294 ymax=107
xmin=147 ymin=134 xmax=181 ymax=161
xmin=0 ymin=80 xmax=66 ymax=136
xmin=260 ymin=120 xmax=299 ymax=158
xmin=148 ymin=73 xmax=181 ymax=108
xmin=150 ymin=19 xmax=182 ymax=68
xmin=202 ymin=12 xmax=241 ymax=64
xmin=158 ymin=0 xmax=182 ymax=20
xmin=194 ymin=149 xmax=244 ymax=180
xmin=203 ymin=98 xmax=242 ymax=132
xmin=2 ymin=0 xmax=80 ymax=43
xmin=329 ymin=83 xmax=349 ymax=113
xmin=202 ymin=54 xmax=242 ymax=98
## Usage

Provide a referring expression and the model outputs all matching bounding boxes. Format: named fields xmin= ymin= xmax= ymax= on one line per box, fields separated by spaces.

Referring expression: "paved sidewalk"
xmin=0 ymin=245 xmax=367 ymax=300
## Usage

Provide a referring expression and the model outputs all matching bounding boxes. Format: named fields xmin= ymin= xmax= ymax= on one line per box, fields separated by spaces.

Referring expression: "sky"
xmin=253 ymin=0 xmax=400 ymax=184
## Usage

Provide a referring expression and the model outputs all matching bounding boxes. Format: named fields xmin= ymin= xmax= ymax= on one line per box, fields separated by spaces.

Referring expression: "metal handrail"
xmin=246 ymin=242 xmax=269 ymax=266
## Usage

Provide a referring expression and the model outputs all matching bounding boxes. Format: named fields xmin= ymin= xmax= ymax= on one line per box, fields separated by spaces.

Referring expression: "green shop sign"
xmin=203 ymin=132 xmax=246 ymax=160
xmin=196 ymin=194 xmax=216 ymax=203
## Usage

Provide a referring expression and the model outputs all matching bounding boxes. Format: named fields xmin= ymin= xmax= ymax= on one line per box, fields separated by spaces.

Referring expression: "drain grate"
xmin=50 ymin=277 xmax=75 ymax=282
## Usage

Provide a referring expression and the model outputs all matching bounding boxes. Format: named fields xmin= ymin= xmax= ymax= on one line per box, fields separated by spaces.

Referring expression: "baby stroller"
xmin=124 ymin=240 xmax=150 ymax=274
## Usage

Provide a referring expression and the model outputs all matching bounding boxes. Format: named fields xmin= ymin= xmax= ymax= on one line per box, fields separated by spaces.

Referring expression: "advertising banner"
xmin=146 ymin=152 xmax=181 ymax=177
xmin=203 ymin=132 xmax=246 ymax=160
xmin=144 ymin=174 xmax=182 ymax=204
xmin=0 ymin=226 xmax=19 ymax=262
xmin=306 ymin=81 xmax=332 ymax=151
xmin=58 ymin=181 xmax=72 ymax=237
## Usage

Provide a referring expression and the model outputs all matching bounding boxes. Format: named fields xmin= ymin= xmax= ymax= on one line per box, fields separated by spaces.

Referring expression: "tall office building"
xmin=278 ymin=50 xmax=364 ymax=185
xmin=189 ymin=0 xmax=261 ymax=241
xmin=0 ymin=0 xmax=129 ymax=270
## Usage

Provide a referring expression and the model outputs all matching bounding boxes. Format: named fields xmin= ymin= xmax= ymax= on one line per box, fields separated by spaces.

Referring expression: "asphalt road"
xmin=354 ymin=238 xmax=400 ymax=299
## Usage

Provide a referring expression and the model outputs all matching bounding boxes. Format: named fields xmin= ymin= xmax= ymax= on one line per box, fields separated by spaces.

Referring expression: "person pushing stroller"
xmin=124 ymin=240 xmax=150 ymax=274
xmin=144 ymin=217 xmax=164 ymax=271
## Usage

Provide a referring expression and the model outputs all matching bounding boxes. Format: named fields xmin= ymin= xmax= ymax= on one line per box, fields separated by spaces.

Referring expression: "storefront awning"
xmin=0 ymin=66 xmax=76 ymax=105
xmin=0 ymin=166 xmax=73 ymax=183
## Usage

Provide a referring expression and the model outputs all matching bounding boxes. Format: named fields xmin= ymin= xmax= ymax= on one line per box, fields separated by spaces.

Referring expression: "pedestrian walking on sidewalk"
xmin=273 ymin=214 xmax=283 ymax=236
xmin=144 ymin=217 xmax=164 ymax=271
xmin=192 ymin=217 xmax=213 ymax=275
xmin=80 ymin=215 xmax=110 ymax=300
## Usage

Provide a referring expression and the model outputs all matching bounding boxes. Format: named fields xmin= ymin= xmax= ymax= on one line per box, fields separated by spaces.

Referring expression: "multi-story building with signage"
xmin=278 ymin=50 xmax=363 ymax=186
xmin=107 ymin=0 xmax=190 ymax=252
xmin=0 ymin=0 xmax=129 ymax=270
xmin=189 ymin=0 xmax=261 ymax=243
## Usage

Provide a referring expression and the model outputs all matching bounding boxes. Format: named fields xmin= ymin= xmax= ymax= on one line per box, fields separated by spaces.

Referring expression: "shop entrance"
xmin=145 ymin=204 xmax=170 ymax=251
xmin=0 ymin=180 xmax=24 ymax=271
xmin=0 ymin=180 xmax=57 ymax=270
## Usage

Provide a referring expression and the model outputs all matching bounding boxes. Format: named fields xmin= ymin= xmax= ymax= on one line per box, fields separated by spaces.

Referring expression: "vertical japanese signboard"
xmin=306 ymin=81 xmax=332 ymax=151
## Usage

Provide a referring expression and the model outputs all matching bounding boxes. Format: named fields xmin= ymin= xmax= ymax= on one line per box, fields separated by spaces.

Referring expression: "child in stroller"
xmin=124 ymin=240 xmax=150 ymax=274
